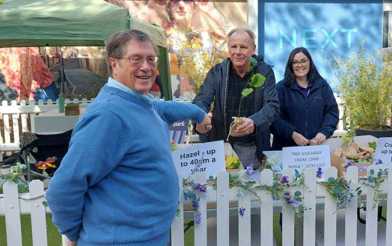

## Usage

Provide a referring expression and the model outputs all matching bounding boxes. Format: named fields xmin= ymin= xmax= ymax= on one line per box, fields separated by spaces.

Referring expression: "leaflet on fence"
xmin=172 ymin=140 xmax=225 ymax=178
xmin=374 ymin=137 xmax=392 ymax=167
xmin=282 ymin=145 xmax=331 ymax=175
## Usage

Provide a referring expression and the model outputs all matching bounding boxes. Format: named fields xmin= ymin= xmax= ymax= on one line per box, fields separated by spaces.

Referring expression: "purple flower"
xmin=280 ymin=175 xmax=289 ymax=184
xmin=239 ymin=207 xmax=246 ymax=217
xmin=245 ymin=165 xmax=255 ymax=176
xmin=287 ymin=199 xmax=300 ymax=208
xmin=192 ymin=200 xmax=199 ymax=210
xmin=194 ymin=183 xmax=207 ymax=193
xmin=316 ymin=168 xmax=323 ymax=178
xmin=195 ymin=212 xmax=202 ymax=225
xmin=283 ymin=192 xmax=291 ymax=200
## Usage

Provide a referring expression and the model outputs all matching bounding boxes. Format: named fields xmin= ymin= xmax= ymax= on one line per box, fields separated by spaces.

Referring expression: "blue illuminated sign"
xmin=263 ymin=2 xmax=383 ymax=90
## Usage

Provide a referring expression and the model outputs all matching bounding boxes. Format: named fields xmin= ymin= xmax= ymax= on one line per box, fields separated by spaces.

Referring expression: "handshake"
xmin=195 ymin=112 xmax=213 ymax=134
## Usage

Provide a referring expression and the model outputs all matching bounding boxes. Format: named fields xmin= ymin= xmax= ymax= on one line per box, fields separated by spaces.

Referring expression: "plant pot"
xmin=355 ymin=126 xmax=392 ymax=138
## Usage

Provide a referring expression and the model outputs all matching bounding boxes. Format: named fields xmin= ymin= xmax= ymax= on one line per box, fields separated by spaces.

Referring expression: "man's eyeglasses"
xmin=121 ymin=55 xmax=158 ymax=66
xmin=292 ymin=59 xmax=309 ymax=65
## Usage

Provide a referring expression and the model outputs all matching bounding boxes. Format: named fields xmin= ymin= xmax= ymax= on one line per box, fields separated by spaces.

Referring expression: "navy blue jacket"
xmin=271 ymin=78 xmax=339 ymax=150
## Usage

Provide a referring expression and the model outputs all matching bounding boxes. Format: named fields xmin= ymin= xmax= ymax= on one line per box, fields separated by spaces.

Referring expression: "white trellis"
xmin=0 ymin=166 xmax=391 ymax=245
xmin=0 ymin=99 xmax=92 ymax=159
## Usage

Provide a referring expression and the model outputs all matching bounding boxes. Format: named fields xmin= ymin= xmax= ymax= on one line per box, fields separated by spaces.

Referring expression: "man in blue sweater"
xmin=46 ymin=30 xmax=211 ymax=246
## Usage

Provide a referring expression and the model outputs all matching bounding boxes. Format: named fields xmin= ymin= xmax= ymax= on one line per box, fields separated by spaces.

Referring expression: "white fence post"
xmin=29 ymin=180 xmax=48 ymax=246
xmin=238 ymin=184 xmax=251 ymax=246
xmin=171 ymin=179 xmax=184 ymax=246
xmin=282 ymin=169 xmax=295 ymax=246
xmin=194 ymin=174 xmax=207 ymax=246
xmin=216 ymin=172 xmax=229 ymax=246
xmin=324 ymin=167 xmax=337 ymax=246
xmin=260 ymin=169 xmax=273 ymax=246
xmin=365 ymin=168 xmax=378 ymax=246
xmin=3 ymin=181 xmax=23 ymax=246
xmin=303 ymin=168 xmax=316 ymax=246
xmin=386 ymin=168 xmax=392 ymax=246
xmin=345 ymin=166 xmax=358 ymax=246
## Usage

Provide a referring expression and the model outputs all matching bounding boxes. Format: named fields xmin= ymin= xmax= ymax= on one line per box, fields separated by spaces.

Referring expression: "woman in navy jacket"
xmin=271 ymin=47 xmax=339 ymax=150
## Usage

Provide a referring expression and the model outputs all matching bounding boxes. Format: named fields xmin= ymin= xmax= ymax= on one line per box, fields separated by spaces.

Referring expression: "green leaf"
xmin=241 ymin=88 xmax=253 ymax=97
xmin=250 ymin=73 xmax=266 ymax=88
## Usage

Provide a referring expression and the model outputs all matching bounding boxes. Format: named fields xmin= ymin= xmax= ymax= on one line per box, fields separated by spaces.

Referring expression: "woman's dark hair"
xmin=283 ymin=47 xmax=323 ymax=85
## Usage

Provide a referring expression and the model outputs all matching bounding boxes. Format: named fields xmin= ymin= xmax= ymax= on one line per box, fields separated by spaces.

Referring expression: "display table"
xmin=30 ymin=108 xmax=85 ymax=134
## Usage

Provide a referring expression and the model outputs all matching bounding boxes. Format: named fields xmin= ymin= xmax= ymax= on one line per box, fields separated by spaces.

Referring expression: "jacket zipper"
xmin=223 ymin=60 xmax=230 ymax=141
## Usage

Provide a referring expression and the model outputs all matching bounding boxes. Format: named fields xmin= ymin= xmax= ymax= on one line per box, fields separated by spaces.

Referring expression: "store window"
xmin=262 ymin=1 xmax=383 ymax=90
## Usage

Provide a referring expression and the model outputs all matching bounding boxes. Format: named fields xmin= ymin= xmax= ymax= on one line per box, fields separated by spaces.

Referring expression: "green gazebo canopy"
xmin=0 ymin=0 xmax=167 ymax=47
xmin=0 ymin=0 xmax=172 ymax=99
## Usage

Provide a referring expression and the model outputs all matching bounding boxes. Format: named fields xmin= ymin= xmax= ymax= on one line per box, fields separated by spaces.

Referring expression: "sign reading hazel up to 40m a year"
xmin=172 ymin=140 xmax=225 ymax=178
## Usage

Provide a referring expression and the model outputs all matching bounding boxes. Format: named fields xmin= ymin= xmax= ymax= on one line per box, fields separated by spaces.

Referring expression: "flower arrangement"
xmin=183 ymin=178 xmax=208 ymax=225
xmin=181 ymin=167 xmax=309 ymax=225
xmin=362 ymin=168 xmax=388 ymax=208
xmin=179 ymin=166 xmax=391 ymax=226
xmin=227 ymin=57 xmax=266 ymax=141
xmin=320 ymin=177 xmax=361 ymax=209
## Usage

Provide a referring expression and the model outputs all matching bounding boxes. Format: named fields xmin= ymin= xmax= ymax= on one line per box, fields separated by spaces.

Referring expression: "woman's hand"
xmin=310 ymin=132 xmax=326 ymax=145
xmin=292 ymin=131 xmax=310 ymax=146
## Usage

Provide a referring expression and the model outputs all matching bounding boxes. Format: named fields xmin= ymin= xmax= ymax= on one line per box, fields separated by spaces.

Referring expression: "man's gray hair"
xmin=227 ymin=27 xmax=256 ymax=47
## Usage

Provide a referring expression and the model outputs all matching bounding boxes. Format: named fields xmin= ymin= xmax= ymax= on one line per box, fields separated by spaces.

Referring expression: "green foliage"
xmin=237 ymin=62 xmax=266 ymax=116
xmin=341 ymin=131 xmax=354 ymax=147
xmin=241 ymin=88 xmax=254 ymax=97
xmin=0 ymin=163 xmax=29 ymax=194
xmin=250 ymin=73 xmax=266 ymax=88
xmin=338 ymin=50 xmax=392 ymax=130
xmin=321 ymin=177 xmax=360 ymax=209
xmin=363 ymin=168 xmax=388 ymax=208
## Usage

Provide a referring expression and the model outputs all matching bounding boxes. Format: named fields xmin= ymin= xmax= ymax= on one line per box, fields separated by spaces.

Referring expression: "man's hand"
xmin=196 ymin=112 xmax=212 ymax=134
xmin=230 ymin=117 xmax=255 ymax=137
xmin=310 ymin=132 xmax=326 ymax=145
xmin=292 ymin=131 xmax=310 ymax=146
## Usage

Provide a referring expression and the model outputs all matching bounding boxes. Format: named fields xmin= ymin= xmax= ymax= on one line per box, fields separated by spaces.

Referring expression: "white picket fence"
xmin=0 ymin=99 xmax=92 ymax=159
xmin=0 ymin=166 xmax=391 ymax=246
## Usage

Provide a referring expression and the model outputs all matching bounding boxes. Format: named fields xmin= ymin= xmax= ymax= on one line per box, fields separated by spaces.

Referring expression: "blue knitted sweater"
xmin=46 ymin=85 xmax=205 ymax=245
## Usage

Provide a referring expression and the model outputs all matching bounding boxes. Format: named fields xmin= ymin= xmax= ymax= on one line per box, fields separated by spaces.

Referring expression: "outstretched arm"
xmin=154 ymin=100 xmax=212 ymax=134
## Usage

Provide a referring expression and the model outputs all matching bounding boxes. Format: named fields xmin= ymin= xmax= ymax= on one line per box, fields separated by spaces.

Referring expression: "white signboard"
xmin=282 ymin=145 xmax=331 ymax=174
xmin=374 ymin=137 xmax=392 ymax=166
xmin=172 ymin=140 xmax=225 ymax=178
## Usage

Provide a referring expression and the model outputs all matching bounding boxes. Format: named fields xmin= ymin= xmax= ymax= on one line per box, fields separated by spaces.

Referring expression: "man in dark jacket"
xmin=193 ymin=28 xmax=279 ymax=169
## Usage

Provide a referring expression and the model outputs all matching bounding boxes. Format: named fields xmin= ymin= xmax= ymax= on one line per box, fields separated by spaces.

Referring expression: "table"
xmin=30 ymin=108 xmax=85 ymax=134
